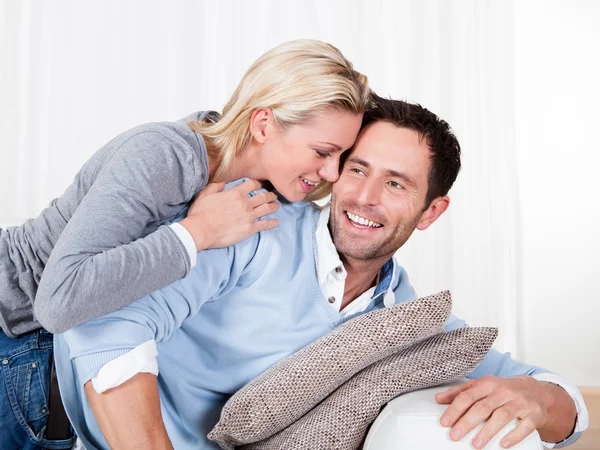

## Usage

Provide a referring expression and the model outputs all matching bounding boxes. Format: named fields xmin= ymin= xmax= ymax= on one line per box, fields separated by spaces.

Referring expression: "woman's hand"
xmin=180 ymin=179 xmax=280 ymax=251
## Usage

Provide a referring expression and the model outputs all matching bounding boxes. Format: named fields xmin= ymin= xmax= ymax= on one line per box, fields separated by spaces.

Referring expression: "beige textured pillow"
xmin=242 ymin=327 xmax=498 ymax=450
xmin=208 ymin=291 xmax=452 ymax=449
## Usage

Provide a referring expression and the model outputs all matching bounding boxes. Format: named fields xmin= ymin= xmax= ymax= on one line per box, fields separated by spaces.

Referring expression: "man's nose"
xmin=356 ymin=178 xmax=382 ymax=206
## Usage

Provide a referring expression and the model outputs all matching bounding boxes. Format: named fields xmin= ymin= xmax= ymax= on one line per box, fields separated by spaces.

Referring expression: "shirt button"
xmin=335 ymin=266 xmax=343 ymax=274
xmin=2 ymin=359 xmax=8 ymax=365
xmin=328 ymin=296 xmax=336 ymax=304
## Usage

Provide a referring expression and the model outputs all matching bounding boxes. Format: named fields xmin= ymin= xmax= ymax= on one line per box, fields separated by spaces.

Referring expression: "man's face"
xmin=329 ymin=121 xmax=446 ymax=262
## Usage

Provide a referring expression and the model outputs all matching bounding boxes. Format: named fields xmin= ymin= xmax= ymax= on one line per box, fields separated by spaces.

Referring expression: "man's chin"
xmin=332 ymin=237 xmax=380 ymax=261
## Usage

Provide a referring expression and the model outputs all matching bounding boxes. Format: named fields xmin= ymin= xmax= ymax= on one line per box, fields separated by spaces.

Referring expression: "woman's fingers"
xmin=250 ymin=201 xmax=280 ymax=221
xmin=247 ymin=191 xmax=278 ymax=209
xmin=232 ymin=179 xmax=262 ymax=197
xmin=182 ymin=180 xmax=281 ymax=250
xmin=198 ymin=182 xmax=226 ymax=196
xmin=252 ymin=218 xmax=279 ymax=233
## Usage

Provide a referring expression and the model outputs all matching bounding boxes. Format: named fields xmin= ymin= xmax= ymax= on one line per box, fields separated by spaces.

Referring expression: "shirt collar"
xmin=315 ymin=206 xmax=345 ymax=286
xmin=374 ymin=258 xmax=397 ymax=307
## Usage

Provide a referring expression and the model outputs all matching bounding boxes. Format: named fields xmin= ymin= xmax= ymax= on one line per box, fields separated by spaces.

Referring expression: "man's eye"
xmin=389 ymin=181 xmax=403 ymax=189
xmin=350 ymin=168 xmax=365 ymax=176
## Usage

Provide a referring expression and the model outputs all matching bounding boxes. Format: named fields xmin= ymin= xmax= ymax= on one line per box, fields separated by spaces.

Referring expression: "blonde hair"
xmin=190 ymin=39 xmax=371 ymax=201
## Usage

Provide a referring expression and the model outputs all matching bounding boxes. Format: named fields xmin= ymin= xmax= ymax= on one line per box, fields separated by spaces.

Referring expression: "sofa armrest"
xmin=364 ymin=383 xmax=544 ymax=450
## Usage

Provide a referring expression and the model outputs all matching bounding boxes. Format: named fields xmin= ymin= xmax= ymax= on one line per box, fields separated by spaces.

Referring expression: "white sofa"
xmin=364 ymin=384 xmax=544 ymax=450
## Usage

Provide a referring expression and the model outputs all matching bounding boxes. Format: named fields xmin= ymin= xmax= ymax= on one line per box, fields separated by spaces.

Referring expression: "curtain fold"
xmin=0 ymin=0 xmax=521 ymax=356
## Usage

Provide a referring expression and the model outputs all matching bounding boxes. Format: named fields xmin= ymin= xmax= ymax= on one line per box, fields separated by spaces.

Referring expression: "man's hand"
xmin=435 ymin=375 xmax=577 ymax=449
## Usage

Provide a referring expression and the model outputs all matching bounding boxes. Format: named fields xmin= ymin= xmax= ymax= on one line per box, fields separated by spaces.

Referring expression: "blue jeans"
xmin=0 ymin=329 xmax=75 ymax=450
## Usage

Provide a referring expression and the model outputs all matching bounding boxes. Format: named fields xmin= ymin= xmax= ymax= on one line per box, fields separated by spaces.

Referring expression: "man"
xmin=55 ymin=96 xmax=587 ymax=449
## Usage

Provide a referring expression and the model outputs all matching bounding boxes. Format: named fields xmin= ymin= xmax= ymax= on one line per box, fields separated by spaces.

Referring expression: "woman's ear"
xmin=249 ymin=108 xmax=273 ymax=144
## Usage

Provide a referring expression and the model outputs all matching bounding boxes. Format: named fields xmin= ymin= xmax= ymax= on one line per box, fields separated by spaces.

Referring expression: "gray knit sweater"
xmin=0 ymin=111 xmax=218 ymax=336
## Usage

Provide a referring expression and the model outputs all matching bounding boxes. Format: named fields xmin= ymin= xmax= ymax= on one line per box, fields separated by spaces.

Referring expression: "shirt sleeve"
xmin=61 ymin=231 xmax=266 ymax=387
xmin=444 ymin=314 xmax=588 ymax=447
xmin=34 ymin=131 xmax=202 ymax=334
xmin=91 ymin=340 xmax=159 ymax=394
xmin=531 ymin=373 xmax=588 ymax=448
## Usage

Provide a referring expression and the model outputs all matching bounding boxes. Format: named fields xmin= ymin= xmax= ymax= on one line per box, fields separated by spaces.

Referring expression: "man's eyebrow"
xmin=347 ymin=156 xmax=417 ymax=187
xmin=346 ymin=156 xmax=370 ymax=167
xmin=316 ymin=141 xmax=342 ymax=151
xmin=386 ymin=168 xmax=417 ymax=188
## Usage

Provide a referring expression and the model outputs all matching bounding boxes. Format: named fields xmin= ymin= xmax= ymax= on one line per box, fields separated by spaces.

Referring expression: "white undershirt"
xmin=169 ymin=222 xmax=197 ymax=269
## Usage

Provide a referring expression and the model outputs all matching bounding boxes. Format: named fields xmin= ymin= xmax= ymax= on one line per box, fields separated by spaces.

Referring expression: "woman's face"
xmin=260 ymin=109 xmax=363 ymax=202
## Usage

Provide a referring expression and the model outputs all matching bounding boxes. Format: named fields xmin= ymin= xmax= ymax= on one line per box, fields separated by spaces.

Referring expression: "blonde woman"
xmin=0 ymin=39 xmax=369 ymax=450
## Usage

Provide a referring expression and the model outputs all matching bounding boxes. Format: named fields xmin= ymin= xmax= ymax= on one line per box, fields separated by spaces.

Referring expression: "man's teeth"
xmin=302 ymin=177 xmax=318 ymax=186
xmin=346 ymin=212 xmax=382 ymax=228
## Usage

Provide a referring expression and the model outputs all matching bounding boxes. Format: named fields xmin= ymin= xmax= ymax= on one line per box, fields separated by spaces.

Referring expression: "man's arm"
xmin=61 ymin=232 xmax=267 ymax=448
xmin=84 ymin=374 xmax=173 ymax=450
xmin=438 ymin=315 xmax=586 ymax=448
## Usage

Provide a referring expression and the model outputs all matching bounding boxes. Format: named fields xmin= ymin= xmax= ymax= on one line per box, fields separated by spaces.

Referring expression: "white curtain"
xmin=1 ymin=1 xmax=521 ymax=355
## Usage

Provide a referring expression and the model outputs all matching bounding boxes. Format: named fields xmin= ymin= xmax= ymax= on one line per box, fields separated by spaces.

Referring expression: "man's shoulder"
xmin=220 ymin=194 xmax=318 ymax=264
xmin=271 ymin=200 xmax=321 ymax=245
xmin=218 ymin=199 xmax=318 ymax=287
xmin=277 ymin=198 xmax=320 ymax=221
xmin=246 ymin=200 xmax=318 ymax=266
xmin=222 ymin=181 xmax=320 ymax=240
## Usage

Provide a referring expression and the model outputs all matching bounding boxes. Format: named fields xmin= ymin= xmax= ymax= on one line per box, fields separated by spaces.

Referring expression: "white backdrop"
xmin=1 ymin=0 xmax=598 ymax=385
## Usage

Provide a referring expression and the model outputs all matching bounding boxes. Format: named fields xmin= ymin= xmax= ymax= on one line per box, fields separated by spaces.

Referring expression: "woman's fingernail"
xmin=502 ymin=439 xmax=511 ymax=448
xmin=450 ymin=428 xmax=462 ymax=440
xmin=441 ymin=417 xmax=451 ymax=427
xmin=473 ymin=437 xmax=484 ymax=448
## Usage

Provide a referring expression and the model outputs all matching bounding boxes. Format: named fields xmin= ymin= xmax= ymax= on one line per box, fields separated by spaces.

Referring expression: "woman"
xmin=0 ymin=39 xmax=369 ymax=450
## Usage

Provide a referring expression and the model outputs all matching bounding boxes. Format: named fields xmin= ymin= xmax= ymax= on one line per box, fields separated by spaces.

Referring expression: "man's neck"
xmin=340 ymin=255 xmax=388 ymax=310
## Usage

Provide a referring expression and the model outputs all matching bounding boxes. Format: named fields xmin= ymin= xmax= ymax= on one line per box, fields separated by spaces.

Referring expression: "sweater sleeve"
xmin=61 ymin=233 xmax=264 ymax=385
xmin=34 ymin=130 xmax=202 ymax=333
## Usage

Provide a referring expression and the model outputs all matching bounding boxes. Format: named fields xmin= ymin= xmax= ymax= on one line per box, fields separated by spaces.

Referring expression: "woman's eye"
xmin=315 ymin=150 xmax=330 ymax=158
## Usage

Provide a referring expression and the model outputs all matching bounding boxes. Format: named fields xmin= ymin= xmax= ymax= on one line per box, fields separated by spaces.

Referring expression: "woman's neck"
xmin=209 ymin=141 xmax=265 ymax=183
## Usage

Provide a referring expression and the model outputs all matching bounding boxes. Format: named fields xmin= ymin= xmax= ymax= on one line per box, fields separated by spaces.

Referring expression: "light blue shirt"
xmin=54 ymin=198 xmax=583 ymax=449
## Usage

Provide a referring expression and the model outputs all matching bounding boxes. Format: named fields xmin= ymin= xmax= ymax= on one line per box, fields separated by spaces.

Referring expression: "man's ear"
xmin=416 ymin=196 xmax=450 ymax=231
xmin=249 ymin=108 xmax=274 ymax=144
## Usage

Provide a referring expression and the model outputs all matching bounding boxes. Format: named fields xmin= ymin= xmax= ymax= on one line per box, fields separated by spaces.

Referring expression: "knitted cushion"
xmin=208 ymin=291 xmax=453 ymax=449
xmin=243 ymin=327 xmax=498 ymax=450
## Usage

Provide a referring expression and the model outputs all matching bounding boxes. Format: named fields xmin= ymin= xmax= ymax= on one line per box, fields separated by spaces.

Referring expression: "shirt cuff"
xmin=169 ymin=222 xmax=197 ymax=269
xmin=91 ymin=340 xmax=159 ymax=394
xmin=531 ymin=372 xmax=589 ymax=448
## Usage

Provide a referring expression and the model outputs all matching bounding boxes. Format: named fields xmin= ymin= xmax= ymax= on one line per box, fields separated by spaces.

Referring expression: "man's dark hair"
xmin=350 ymin=94 xmax=462 ymax=208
